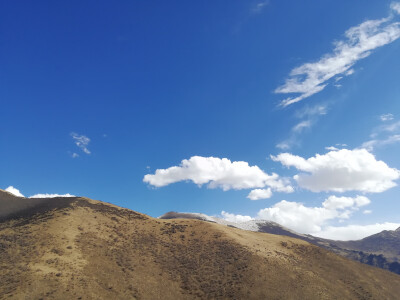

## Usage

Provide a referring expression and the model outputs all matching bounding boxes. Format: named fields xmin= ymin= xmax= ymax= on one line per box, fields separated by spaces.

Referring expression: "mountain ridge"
xmin=1 ymin=190 xmax=400 ymax=299
xmin=160 ymin=211 xmax=400 ymax=275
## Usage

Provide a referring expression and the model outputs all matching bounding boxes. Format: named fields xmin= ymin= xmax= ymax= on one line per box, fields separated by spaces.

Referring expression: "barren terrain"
xmin=1 ymin=190 xmax=400 ymax=299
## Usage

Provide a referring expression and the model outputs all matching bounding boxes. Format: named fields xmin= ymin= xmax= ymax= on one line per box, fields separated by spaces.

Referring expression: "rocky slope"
xmin=1 ymin=190 xmax=400 ymax=299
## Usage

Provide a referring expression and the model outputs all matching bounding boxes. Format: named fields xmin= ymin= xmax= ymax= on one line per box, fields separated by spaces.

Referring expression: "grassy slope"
xmin=1 ymin=196 xmax=400 ymax=299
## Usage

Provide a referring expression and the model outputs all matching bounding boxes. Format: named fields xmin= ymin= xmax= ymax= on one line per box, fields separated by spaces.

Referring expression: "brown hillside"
xmin=1 ymin=191 xmax=400 ymax=299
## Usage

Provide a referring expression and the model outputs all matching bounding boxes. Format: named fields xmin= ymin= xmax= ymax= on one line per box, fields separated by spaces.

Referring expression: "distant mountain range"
xmin=159 ymin=212 xmax=400 ymax=275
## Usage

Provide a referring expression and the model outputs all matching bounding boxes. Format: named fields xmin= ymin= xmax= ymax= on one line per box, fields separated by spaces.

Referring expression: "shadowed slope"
xmin=1 ymin=191 xmax=400 ymax=299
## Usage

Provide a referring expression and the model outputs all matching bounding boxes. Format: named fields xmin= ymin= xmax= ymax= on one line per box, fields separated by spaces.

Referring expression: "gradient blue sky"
xmin=2 ymin=1 xmax=400 ymax=240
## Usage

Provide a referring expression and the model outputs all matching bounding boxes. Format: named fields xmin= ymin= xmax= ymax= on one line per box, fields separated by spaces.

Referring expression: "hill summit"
xmin=1 ymin=190 xmax=400 ymax=299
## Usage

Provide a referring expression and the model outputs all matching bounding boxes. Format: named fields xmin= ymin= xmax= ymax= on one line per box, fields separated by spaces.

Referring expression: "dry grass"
xmin=1 ymin=194 xmax=400 ymax=299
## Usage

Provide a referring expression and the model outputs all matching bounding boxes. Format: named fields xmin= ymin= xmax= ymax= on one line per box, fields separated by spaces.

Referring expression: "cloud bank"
xmin=221 ymin=195 xmax=399 ymax=240
xmin=29 ymin=193 xmax=75 ymax=198
xmin=256 ymin=195 xmax=370 ymax=233
xmin=3 ymin=186 xmax=75 ymax=198
xmin=271 ymin=149 xmax=400 ymax=193
xmin=221 ymin=211 xmax=253 ymax=223
xmin=275 ymin=4 xmax=400 ymax=106
xmin=315 ymin=222 xmax=400 ymax=240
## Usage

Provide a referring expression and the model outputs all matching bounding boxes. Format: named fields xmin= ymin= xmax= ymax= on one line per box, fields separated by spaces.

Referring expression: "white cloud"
xmin=314 ymin=222 xmax=400 ymax=240
xmin=221 ymin=195 xmax=400 ymax=240
xmin=256 ymin=195 xmax=370 ymax=234
xmin=71 ymin=153 xmax=79 ymax=158
xmin=144 ymin=156 xmax=293 ymax=196
xmin=391 ymin=2 xmax=400 ymax=14
xmin=247 ymin=188 xmax=272 ymax=200
xmin=3 ymin=186 xmax=75 ymax=198
xmin=275 ymin=10 xmax=400 ymax=106
xmin=29 ymin=193 xmax=75 ymax=198
xmin=5 ymin=186 xmax=24 ymax=197
xmin=257 ymin=200 xmax=338 ymax=233
xmin=221 ymin=211 xmax=253 ymax=223
xmin=271 ymin=149 xmax=400 ymax=193
xmin=71 ymin=132 xmax=91 ymax=155
xmin=380 ymin=113 xmax=394 ymax=121
xmin=363 ymin=210 xmax=372 ymax=214
xmin=322 ymin=195 xmax=370 ymax=210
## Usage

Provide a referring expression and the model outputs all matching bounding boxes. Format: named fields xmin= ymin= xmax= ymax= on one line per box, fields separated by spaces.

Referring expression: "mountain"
xmin=1 ymin=190 xmax=400 ymax=299
xmin=160 ymin=212 xmax=400 ymax=275
xmin=335 ymin=228 xmax=400 ymax=262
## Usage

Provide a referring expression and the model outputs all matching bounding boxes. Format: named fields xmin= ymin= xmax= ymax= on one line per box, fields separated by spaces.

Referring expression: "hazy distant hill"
xmin=1 ymin=190 xmax=400 ymax=299
xmin=160 ymin=212 xmax=400 ymax=275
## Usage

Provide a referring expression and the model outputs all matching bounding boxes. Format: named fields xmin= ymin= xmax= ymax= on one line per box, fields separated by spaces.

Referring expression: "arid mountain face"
xmin=161 ymin=212 xmax=400 ymax=276
xmin=1 ymin=191 xmax=400 ymax=299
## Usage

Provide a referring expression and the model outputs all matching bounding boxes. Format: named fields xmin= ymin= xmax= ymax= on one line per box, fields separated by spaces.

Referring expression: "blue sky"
xmin=2 ymin=1 xmax=400 ymax=240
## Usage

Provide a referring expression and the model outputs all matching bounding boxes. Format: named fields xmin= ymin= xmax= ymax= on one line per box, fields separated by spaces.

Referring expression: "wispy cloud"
xmin=275 ymin=4 xmax=400 ymax=107
xmin=276 ymin=104 xmax=327 ymax=149
xmin=251 ymin=1 xmax=269 ymax=14
xmin=380 ymin=113 xmax=394 ymax=121
xmin=379 ymin=120 xmax=400 ymax=133
xmin=361 ymin=134 xmax=400 ymax=151
xmin=360 ymin=116 xmax=400 ymax=151
xmin=71 ymin=132 xmax=91 ymax=155
xmin=325 ymin=146 xmax=339 ymax=151
xmin=292 ymin=120 xmax=311 ymax=133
